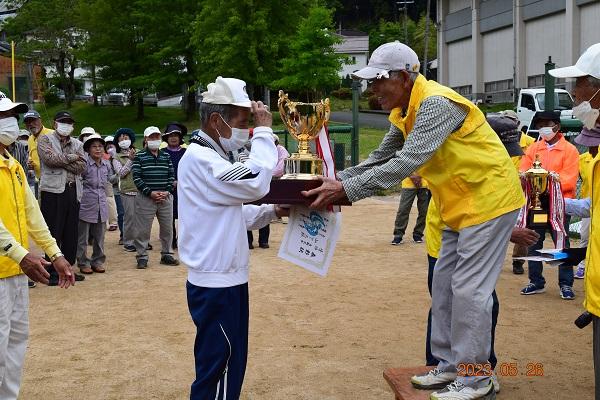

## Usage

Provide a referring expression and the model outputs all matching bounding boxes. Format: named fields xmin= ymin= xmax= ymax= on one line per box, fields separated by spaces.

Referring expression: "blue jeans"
xmin=527 ymin=216 xmax=572 ymax=288
xmin=425 ymin=255 xmax=499 ymax=369
xmin=114 ymin=194 xmax=124 ymax=239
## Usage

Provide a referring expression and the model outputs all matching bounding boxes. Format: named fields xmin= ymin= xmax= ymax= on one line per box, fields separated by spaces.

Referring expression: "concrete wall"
xmin=447 ymin=39 xmax=473 ymax=88
xmin=524 ymin=12 xmax=567 ymax=78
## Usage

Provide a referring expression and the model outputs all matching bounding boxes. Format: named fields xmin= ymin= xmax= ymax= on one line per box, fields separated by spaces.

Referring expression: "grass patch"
xmin=329 ymin=97 xmax=371 ymax=112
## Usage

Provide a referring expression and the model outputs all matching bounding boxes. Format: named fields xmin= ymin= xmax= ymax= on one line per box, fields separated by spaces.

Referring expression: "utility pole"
xmin=422 ymin=0 xmax=431 ymax=77
xmin=396 ymin=1 xmax=414 ymax=44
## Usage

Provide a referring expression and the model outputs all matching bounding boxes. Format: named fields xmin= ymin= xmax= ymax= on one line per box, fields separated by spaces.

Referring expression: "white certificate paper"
xmin=278 ymin=207 xmax=342 ymax=276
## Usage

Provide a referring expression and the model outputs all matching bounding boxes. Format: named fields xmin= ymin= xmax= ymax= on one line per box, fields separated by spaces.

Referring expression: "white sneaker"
xmin=430 ymin=380 xmax=495 ymax=400
xmin=491 ymin=372 xmax=500 ymax=393
xmin=411 ymin=368 xmax=457 ymax=390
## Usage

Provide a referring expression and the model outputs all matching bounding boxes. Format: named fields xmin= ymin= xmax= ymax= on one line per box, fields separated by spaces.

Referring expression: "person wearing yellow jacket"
xmin=23 ymin=110 xmax=52 ymax=195
xmin=304 ymin=42 xmax=524 ymax=399
xmin=0 ymin=92 xmax=74 ymax=399
xmin=550 ymin=43 xmax=600 ymax=399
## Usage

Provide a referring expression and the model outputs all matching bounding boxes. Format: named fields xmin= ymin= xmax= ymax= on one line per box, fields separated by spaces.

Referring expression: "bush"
xmin=330 ymin=87 xmax=352 ymax=99
xmin=43 ymin=87 xmax=62 ymax=106
xmin=368 ymin=95 xmax=382 ymax=110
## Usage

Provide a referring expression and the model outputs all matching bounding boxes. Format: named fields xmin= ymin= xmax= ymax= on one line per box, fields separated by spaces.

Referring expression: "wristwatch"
xmin=49 ymin=252 xmax=64 ymax=262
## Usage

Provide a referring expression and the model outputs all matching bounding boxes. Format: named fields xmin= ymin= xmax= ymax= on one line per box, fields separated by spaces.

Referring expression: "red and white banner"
xmin=315 ymin=124 xmax=341 ymax=213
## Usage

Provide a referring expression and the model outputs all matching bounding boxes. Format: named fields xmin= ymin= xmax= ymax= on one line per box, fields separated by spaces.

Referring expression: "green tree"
xmin=3 ymin=0 xmax=86 ymax=107
xmin=192 ymin=0 xmax=309 ymax=99
xmin=369 ymin=19 xmax=417 ymax=54
xmin=272 ymin=6 xmax=348 ymax=100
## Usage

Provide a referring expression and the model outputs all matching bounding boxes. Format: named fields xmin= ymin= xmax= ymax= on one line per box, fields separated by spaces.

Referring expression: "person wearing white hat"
xmin=550 ymin=43 xmax=600 ymax=400
xmin=178 ymin=76 xmax=288 ymax=400
xmin=131 ymin=126 xmax=178 ymax=268
xmin=0 ymin=91 xmax=74 ymax=398
xmin=303 ymin=41 xmax=524 ymax=399
xmin=23 ymin=110 xmax=53 ymax=188
xmin=76 ymin=134 xmax=115 ymax=274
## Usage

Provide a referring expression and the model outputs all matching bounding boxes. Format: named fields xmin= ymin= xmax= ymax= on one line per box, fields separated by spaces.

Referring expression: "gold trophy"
xmin=278 ymin=90 xmax=331 ymax=179
xmin=524 ymin=155 xmax=549 ymax=227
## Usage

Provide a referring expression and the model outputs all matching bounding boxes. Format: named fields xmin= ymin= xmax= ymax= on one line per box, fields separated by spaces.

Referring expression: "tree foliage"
xmin=272 ymin=6 xmax=348 ymax=100
xmin=3 ymin=0 xmax=85 ymax=107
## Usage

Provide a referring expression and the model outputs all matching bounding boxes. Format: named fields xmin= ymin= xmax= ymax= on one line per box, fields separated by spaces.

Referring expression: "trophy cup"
xmin=524 ymin=155 xmax=549 ymax=227
xmin=250 ymin=91 xmax=350 ymax=205
xmin=278 ymin=90 xmax=330 ymax=179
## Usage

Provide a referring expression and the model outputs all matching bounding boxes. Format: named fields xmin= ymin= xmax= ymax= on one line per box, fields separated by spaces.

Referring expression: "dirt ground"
xmin=20 ymin=197 xmax=593 ymax=399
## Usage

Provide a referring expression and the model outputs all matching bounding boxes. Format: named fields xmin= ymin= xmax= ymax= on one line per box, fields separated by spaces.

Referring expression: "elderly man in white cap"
xmin=303 ymin=41 xmax=524 ymax=399
xmin=0 ymin=92 xmax=74 ymax=399
xmin=177 ymin=77 xmax=288 ymax=400
xmin=131 ymin=126 xmax=178 ymax=269
xmin=550 ymin=42 xmax=600 ymax=399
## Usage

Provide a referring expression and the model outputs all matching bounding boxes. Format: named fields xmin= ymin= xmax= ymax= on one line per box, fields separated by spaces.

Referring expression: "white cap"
xmin=0 ymin=91 xmax=28 ymax=113
xmin=352 ymin=41 xmax=420 ymax=80
xmin=80 ymin=127 xmax=96 ymax=136
xmin=144 ymin=126 xmax=161 ymax=137
xmin=18 ymin=129 xmax=30 ymax=137
xmin=104 ymin=135 xmax=114 ymax=143
xmin=201 ymin=76 xmax=252 ymax=107
xmin=549 ymin=43 xmax=600 ymax=79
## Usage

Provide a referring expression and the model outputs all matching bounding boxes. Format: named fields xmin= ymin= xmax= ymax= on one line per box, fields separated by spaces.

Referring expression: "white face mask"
xmin=217 ymin=115 xmax=249 ymax=152
xmin=107 ymin=147 xmax=117 ymax=156
xmin=147 ymin=140 xmax=161 ymax=150
xmin=119 ymin=139 xmax=131 ymax=149
xmin=573 ymin=88 xmax=600 ymax=130
xmin=539 ymin=126 xmax=558 ymax=142
xmin=0 ymin=117 xmax=21 ymax=146
xmin=18 ymin=139 xmax=29 ymax=147
xmin=56 ymin=122 xmax=74 ymax=137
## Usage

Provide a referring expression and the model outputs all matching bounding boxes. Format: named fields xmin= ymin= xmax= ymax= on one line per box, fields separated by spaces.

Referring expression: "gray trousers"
xmin=431 ymin=209 xmax=518 ymax=388
xmin=76 ymin=219 xmax=106 ymax=267
xmin=393 ymin=188 xmax=429 ymax=239
xmin=121 ymin=194 xmax=137 ymax=247
xmin=134 ymin=193 xmax=173 ymax=260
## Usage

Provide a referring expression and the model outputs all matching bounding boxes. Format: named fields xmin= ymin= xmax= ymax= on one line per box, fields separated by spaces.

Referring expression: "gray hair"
xmin=587 ymin=75 xmax=600 ymax=88
xmin=390 ymin=70 xmax=419 ymax=82
xmin=199 ymin=103 xmax=235 ymax=125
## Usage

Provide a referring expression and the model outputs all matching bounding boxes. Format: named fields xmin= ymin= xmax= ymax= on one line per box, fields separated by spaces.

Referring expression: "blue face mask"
xmin=216 ymin=115 xmax=249 ymax=152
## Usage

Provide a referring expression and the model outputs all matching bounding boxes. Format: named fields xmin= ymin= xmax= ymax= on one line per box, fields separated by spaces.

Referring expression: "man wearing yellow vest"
xmin=0 ymin=92 xmax=74 ymax=399
xmin=550 ymin=42 xmax=600 ymax=399
xmin=23 ymin=110 xmax=52 ymax=197
xmin=304 ymin=41 xmax=524 ymax=399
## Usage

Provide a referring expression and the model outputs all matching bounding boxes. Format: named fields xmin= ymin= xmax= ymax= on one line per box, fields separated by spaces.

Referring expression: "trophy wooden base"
xmin=383 ymin=366 xmax=435 ymax=400
xmin=527 ymin=209 xmax=549 ymax=229
xmin=250 ymin=179 xmax=352 ymax=206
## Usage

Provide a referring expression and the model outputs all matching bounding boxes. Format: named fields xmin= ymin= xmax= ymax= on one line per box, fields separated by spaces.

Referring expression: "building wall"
xmin=580 ymin=1 xmax=600 ymax=50
xmin=447 ymin=39 xmax=473 ymax=88
xmin=338 ymin=53 xmax=369 ymax=91
xmin=438 ymin=0 xmax=600 ymax=104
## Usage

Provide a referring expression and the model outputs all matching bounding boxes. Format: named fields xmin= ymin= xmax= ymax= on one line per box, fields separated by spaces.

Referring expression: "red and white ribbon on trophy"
xmin=315 ymin=124 xmax=341 ymax=213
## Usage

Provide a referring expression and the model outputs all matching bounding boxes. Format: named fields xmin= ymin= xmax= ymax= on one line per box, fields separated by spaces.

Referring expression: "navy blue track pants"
xmin=186 ymin=281 xmax=249 ymax=400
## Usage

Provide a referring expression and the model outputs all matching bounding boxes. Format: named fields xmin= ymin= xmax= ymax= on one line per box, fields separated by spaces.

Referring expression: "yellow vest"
xmin=512 ymin=133 xmax=535 ymax=170
xmin=389 ymin=75 xmax=524 ymax=230
xmin=580 ymin=152 xmax=596 ymax=198
xmin=0 ymin=153 xmax=29 ymax=279
xmin=28 ymin=126 xmax=53 ymax=179
xmin=585 ymin=157 xmax=600 ymax=315
xmin=425 ymin=200 xmax=443 ymax=258
xmin=401 ymin=176 xmax=428 ymax=189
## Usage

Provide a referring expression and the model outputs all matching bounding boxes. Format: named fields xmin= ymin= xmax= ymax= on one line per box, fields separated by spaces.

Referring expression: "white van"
xmin=516 ymin=88 xmax=579 ymax=134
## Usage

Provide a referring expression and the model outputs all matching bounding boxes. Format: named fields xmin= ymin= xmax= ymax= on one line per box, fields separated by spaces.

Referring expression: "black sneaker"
xmin=413 ymin=236 xmax=424 ymax=243
xmin=147 ymin=243 xmax=153 ymax=250
xmin=259 ymin=243 xmax=270 ymax=249
xmin=75 ymin=273 xmax=86 ymax=282
xmin=160 ymin=254 xmax=180 ymax=266
xmin=136 ymin=259 xmax=148 ymax=269
xmin=249 ymin=243 xmax=254 ymax=249
xmin=124 ymin=245 xmax=136 ymax=252
xmin=390 ymin=237 xmax=403 ymax=245
xmin=48 ymin=274 xmax=59 ymax=286
xmin=28 ymin=280 xmax=36 ymax=288
xmin=512 ymin=261 xmax=524 ymax=275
